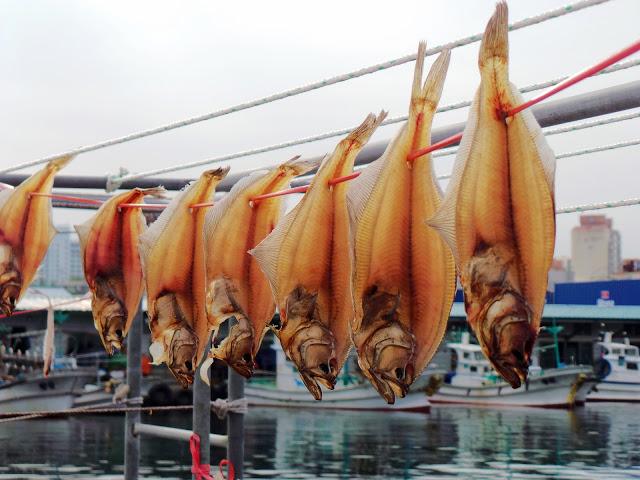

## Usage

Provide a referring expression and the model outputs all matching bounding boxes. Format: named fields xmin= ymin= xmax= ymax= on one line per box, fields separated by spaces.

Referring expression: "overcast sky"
xmin=1 ymin=0 xmax=639 ymax=258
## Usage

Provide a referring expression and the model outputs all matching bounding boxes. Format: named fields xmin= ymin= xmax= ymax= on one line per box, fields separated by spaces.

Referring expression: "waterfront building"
xmin=571 ymin=215 xmax=621 ymax=281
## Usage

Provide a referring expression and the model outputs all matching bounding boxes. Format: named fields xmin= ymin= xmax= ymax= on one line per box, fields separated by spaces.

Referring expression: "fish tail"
xmin=136 ymin=186 xmax=166 ymax=198
xmin=202 ymin=166 xmax=231 ymax=181
xmin=280 ymin=155 xmax=319 ymax=177
xmin=342 ymin=111 xmax=388 ymax=150
xmin=422 ymin=49 xmax=450 ymax=108
xmin=411 ymin=41 xmax=427 ymax=102
xmin=479 ymin=1 xmax=508 ymax=68
xmin=48 ymin=154 xmax=74 ymax=172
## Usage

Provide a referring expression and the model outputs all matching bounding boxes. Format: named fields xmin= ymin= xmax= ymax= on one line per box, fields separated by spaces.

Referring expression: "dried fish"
xmin=0 ymin=155 xmax=73 ymax=316
xmin=251 ymin=113 xmax=386 ymax=400
xmin=139 ymin=168 xmax=229 ymax=387
xmin=202 ymin=157 xmax=317 ymax=379
xmin=75 ymin=187 xmax=164 ymax=354
xmin=429 ymin=2 xmax=556 ymax=388
xmin=347 ymin=44 xmax=456 ymax=403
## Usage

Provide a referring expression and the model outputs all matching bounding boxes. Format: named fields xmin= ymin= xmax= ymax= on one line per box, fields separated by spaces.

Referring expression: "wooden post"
xmin=193 ymin=351 xmax=211 ymax=478
xmin=227 ymin=367 xmax=245 ymax=479
xmin=124 ymin=304 xmax=143 ymax=480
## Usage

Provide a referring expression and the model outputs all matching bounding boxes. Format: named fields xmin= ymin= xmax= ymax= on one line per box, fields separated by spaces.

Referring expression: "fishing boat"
xmin=0 ymin=347 xmax=96 ymax=414
xmin=427 ymin=332 xmax=596 ymax=408
xmin=588 ymin=331 xmax=640 ymax=402
xmin=245 ymin=342 xmax=437 ymax=412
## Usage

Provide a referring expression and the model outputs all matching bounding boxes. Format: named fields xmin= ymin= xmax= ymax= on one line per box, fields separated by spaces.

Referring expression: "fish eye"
xmin=319 ymin=363 xmax=330 ymax=374
xmin=394 ymin=367 xmax=404 ymax=380
xmin=242 ymin=353 xmax=252 ymax=364
xmin=115 ymin=329 xmax=123 ymax=338
xmin=185 ymin=360 xmax=193 ymax=371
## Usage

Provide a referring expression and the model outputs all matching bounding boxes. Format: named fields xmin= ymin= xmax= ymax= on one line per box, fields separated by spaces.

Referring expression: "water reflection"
xmin=0 ymin=405 xmax=638 ymax=479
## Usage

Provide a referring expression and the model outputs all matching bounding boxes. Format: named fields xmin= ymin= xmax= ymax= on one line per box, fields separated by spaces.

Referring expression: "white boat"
xmin=428 ymin=333 xmax=595 ymax=408
xmin=588 ymin=332 xmax=640 ymax=402
xmin=246 ymin=342 xmax=434 ymax=412
xmin=0 ymin=354 xmax=96 ymax=414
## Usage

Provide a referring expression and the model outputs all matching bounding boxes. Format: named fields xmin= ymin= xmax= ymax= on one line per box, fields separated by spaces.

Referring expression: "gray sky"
xmin=1 ymin=0 xmax=639 ymax=258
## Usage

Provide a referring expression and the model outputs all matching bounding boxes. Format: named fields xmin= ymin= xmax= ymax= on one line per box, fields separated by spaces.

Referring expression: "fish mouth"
xmin=299 ymin=362 xmax=337 ymax=401
xmin=167 ymin=327 xmax=198 ymax=388
xmin=367 ymin=344 xmax=415 ymax=404
xmin=228 ymin=352 xmax=255 ymax=379
xmin=0 ymin=280 xmax=20 ymax=317
xmin=296 ymin=339 xmax=338 ymax=400
xmin=483 ymin=292 xmax=534 ymax=389
xmin=221 ymin=317 xmax=256 ymax=378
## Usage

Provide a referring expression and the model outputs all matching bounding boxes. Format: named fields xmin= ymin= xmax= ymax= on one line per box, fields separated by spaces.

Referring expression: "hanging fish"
xmin=75 ymin=187 xmax=165 ymax=354
xmin=42 ymin=304 xmax=55 ymax=377
xmin=200 ymin=157 xmax=317 ymax=380
xmin=139 ymin=168 xmax=229 ymax=387
xmin=0 ymin=155 xmax=73 ymax=316
xmin=251 ymin=113 xmax=386 ymax=400
xmin=347 ymin=45 xmax=456 ymax=404
xmin=428 ymin=2 xmax=556 ymax=388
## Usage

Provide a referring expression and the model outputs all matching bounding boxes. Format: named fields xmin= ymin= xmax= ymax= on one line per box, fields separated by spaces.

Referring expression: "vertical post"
xmin=193 ymin=354 xmax=211 ymax=479
xmin=227 ymin=367 xmax=245 ymax=479
xmin=124 ymin=304 xmax=143 ymax=480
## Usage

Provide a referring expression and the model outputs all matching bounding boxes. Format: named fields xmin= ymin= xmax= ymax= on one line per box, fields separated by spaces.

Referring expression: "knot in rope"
xmin=210 ymin=398 xmax=248 ymax=420
xmin=189 ymin=433 xmax=235 ymax=480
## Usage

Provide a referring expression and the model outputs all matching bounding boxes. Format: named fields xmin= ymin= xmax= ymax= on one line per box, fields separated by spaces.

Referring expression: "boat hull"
xmin=0 ymin=369 xmax=96 ymax=414
xmin=588 ymin=381 xmax=640 ymax=402
xmin=246 ymin=383 xmax=431 ymax=412
xmin=430 ymin=368 xmax=595 ymax=409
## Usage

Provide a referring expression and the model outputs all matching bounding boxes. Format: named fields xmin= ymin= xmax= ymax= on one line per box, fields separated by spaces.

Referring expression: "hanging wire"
xmin=557 ymin=197 xmax=640 ymax=214
xmin=110 ymin=58 xmax=640 ymax=187
xmin=0 ymin=0 xmax=611 ymax=177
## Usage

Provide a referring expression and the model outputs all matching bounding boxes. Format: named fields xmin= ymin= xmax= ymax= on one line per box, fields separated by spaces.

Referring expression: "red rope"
xmin=189 ymin=433 xmax=213 ymax=480
xmin=219 ymin=459 xmax=236 ymax=480
xmin=30 ymin=192 xmax=103 ymax=206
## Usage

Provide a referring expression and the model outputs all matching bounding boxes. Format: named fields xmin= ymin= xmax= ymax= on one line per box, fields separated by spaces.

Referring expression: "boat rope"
xmin=110 ymin=57 xmax=640 ymax=187
xmin=0 ymin=404 xmax=195 ymax=423
xmin=0 ymin=0 xmax=611 ymax=176
xmin=210 ymin=398 xmax=249 ymax=419
xmin=556 ymin=197 xmax=640 ymax=214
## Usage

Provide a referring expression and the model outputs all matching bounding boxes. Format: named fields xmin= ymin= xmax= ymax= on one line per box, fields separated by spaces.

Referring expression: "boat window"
xmin=462 ymin=363 xmax=468 ymax=369
xmin=470 ymin=366 xmax=477 ymax=372
xmin=626 ymin=348 xmax=639 ymax=356
xmin=484 ymin=367 xmax=490 ymax=373
xmin=612 ymin=348 xmax=621 ymax=355
xmin=627 ymin=362 xmax=638 ymax=370
xmin=463 ymin=352 xmax=470 ymax=359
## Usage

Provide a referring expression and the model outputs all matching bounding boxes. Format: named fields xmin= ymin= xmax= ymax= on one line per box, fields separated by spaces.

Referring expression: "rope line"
xmin=0 ymin=294 xmax=90 ymax=319
xmin=0 ymin=0 xmax=611 ymax=177
xmin=110 ymin=57 xmax=640 ymax=187
xmin=0 ymin=404 xmax=194 ymax=423
xmin=557 ymin=197 xmax=640 ymax=214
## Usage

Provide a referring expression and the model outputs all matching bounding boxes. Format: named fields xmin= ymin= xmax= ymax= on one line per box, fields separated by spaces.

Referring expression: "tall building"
xmin=34 ymin=227 xmax=84 ymax=288
xmin=571 ymin=215 xmax=621 ymax=281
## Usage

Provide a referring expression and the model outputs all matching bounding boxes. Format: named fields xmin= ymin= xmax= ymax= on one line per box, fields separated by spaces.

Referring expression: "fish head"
xmin=0 ymin=248 xmax=21 ymax=316
xmin=285 ymin=286 xmax=338 ymax=400
xmin=167 ymin=326 xmax=199 ymax=388
xmin=359 ymin=286 xmax=416 ymax=404
xmin=218 ymin=316 xmax=255 ymax=378
xmin=92 ymin=281 xmax=127 ymax=355
xmin=480 ymin=290 xmax=534 ymax=389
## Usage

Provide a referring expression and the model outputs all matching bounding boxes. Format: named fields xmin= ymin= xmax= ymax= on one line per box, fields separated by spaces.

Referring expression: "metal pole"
xmin=1 ymin=81 xmax=639 ymax=192
xmin=193 ymin=356 xmax=211 ymax=478
xmin=227 ymin=367 xmax=245 ymax=479
xmin=124 ymin=304 xmax=143 ymax=480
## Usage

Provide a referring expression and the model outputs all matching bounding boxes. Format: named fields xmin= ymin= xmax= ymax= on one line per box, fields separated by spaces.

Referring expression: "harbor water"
xmin=0 ymin=404 xmax=638 ymax=479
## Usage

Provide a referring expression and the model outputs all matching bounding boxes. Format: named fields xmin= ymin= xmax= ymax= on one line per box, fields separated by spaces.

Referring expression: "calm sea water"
xmin=0 ymin=404 xmax=639 ymax=479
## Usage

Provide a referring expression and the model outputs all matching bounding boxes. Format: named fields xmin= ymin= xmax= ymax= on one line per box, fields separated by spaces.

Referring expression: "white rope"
xmin=436 ymin=138 xmax=640 ymax=181
xmin=557 ymin=197 xmax=640 ymax=214
xmin=110 ymin=58 xmax=639 ymax=188
xmin=431 ymin=110 xmax=640 ymax=159
xmin=210 ymin=398 xmax=248 ymax=419
xmin=0 ymin=0 xmax=610 ymax=177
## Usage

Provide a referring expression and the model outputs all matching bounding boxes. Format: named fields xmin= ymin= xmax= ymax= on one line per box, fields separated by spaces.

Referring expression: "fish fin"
xmin=249 ymin=200 xmax=304 ymax=301
xmin=341 ymin=111 xmax=388 ymax=151
xmin=73 ymin=222 xmax=92 ymax=266
xmin=411 ymin=41 xmax=427 ymax=103
xmin=0 ymin=188 xmax=12 ymax=209
xmin=479 ymin=1 xmax=508 ymax=68
xmin=427 ymin=88 xmax=481 ymax=266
